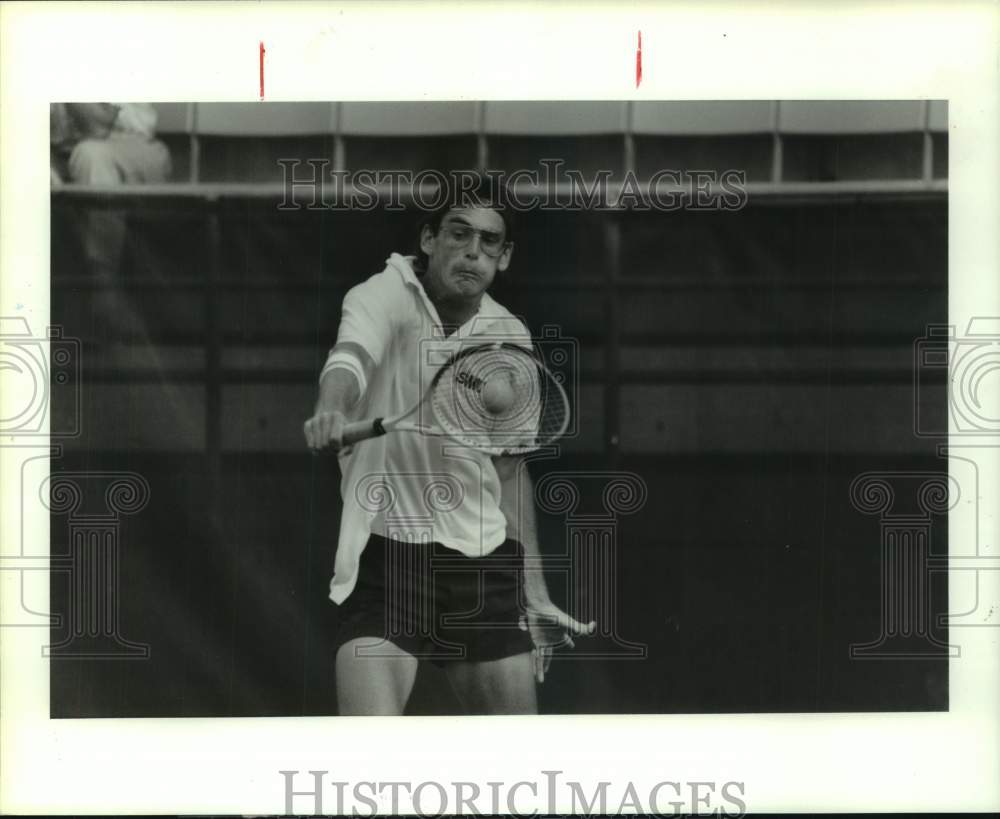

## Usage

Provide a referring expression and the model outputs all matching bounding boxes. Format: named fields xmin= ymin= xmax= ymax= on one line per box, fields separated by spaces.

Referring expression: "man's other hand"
xmin=519 ymin=600 xmax=596 ymax=683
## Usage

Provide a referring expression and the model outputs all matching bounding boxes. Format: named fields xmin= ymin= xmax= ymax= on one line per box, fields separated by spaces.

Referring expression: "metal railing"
xmin=153 ymin=100 xmax=948 ymax=187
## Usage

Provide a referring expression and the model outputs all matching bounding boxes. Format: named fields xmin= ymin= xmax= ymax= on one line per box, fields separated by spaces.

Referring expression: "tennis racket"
xmin=339 ymin=342 xmax=570 ymax=456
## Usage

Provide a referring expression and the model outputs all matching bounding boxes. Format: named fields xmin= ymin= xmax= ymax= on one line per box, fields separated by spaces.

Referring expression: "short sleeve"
xmin=335 ymin=268 xmax=408 ymax=366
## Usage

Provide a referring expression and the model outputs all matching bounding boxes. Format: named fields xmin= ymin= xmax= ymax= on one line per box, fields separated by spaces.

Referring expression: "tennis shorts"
xmin=332 ymin=533 xmax=535 ymax=666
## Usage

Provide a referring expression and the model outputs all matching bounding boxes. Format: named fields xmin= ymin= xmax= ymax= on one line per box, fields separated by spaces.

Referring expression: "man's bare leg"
xmin=445 ymin=652 xmax=537 ymax=715
xmin=336 ymin=638 xmax=419 ymax=716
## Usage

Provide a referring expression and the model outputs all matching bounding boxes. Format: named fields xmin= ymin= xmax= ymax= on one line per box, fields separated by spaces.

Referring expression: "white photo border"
xmin=1 ymin=0 xmax=998 ymax=814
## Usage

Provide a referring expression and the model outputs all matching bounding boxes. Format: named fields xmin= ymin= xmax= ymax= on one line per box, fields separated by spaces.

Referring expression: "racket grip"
xmin=341 ymin=418 xmax=387 ymax=446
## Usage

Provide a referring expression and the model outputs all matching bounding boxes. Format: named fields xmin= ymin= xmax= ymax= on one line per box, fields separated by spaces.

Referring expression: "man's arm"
xmin=495 ymin=455 xmax=549 ymax=605
xmin=306 ymin=268 xmax=405 ymax=452
xmin=493 ymin=457 xmax=551 ymax=605
xmin=303 ymin=341 xmax=375 ymax=453
xmin=495 ymin=455 xmax=595 ymax=682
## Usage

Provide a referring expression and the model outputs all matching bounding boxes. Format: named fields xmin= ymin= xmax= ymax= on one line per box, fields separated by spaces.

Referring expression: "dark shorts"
xmin=332 ymin=534 xmax=535 ymax=666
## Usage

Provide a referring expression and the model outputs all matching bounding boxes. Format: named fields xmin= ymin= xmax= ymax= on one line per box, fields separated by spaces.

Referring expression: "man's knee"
xmin=68 ymin=139 xmax=121 ymax=184
xmin=445 ymin=652 xmax=537 ymax=714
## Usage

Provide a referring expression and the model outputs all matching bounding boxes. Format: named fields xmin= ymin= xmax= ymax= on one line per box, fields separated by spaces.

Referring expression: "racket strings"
xmin=429 ymin=345 xmax=569 ymax=454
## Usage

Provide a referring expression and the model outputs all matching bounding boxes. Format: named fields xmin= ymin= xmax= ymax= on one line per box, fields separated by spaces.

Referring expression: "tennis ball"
xmin=481 ymin=375 xmax=515 ymax=414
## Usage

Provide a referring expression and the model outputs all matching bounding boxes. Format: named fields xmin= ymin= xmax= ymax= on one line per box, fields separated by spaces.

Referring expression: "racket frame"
xmin=339 ymin=341 xmax=569 ymax=455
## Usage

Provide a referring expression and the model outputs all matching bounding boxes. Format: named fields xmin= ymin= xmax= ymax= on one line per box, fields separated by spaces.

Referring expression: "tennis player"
xmin=304 ymin=179 xmax=594 ymax=715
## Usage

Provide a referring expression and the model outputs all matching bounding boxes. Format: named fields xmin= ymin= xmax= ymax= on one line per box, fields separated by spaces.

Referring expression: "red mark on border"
xmin=259 ymin=41 xmax=266 ymax=100
xmin=635 ymin=31 xmax=642 ymax=88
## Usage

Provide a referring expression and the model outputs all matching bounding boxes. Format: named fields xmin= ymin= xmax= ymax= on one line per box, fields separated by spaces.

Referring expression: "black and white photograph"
xmin=2 ymin=3 xmax=998 ymax=816
xmin=46 ymin=98 xmax=952 ymax=719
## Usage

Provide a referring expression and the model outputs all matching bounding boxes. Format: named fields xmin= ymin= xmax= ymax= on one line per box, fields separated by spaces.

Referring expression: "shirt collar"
xmin=386 ymin=253 xmax=509 ymax=337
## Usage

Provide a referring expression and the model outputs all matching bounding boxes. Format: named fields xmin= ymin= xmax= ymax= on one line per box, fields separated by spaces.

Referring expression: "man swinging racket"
xmin=303 ymin=176 xmax=595 ymax=715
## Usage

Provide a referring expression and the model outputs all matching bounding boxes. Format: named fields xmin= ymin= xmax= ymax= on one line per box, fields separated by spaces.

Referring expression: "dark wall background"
xmin=48 ymin=104 xmax=950 ymax=716
xmin=49 ymin=197 xmax=949 ymax=717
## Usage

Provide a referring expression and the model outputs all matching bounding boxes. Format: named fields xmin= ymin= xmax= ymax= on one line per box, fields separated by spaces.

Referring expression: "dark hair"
xmin=412 ymin=172 xmax=515 ymax=274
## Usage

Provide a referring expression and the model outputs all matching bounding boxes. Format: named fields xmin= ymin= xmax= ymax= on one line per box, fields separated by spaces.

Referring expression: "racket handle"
xmin=341 ymin=418 xmax=388 ymax=446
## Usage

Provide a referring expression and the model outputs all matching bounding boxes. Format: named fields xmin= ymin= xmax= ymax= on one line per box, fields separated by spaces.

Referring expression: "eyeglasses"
xmin=439 ymin=223 xmax=509 ymax=258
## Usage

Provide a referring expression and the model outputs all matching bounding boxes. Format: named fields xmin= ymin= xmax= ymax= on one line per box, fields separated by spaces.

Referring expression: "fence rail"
xmin=143 ymin=100 xmax=949 ymax=186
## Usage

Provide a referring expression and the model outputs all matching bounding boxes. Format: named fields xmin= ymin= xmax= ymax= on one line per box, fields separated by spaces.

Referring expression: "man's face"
xmin=420 ymin=207 xmax=513 ymax=302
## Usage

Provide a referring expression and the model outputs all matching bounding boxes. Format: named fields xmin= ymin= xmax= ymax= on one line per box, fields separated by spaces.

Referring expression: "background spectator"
xmin=51 ymin=103 xmax=172 ymax=335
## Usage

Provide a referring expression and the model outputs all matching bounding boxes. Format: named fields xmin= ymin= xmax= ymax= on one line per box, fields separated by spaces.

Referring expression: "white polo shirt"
xmin=326 ymin=253 xmax=532 ymax=604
